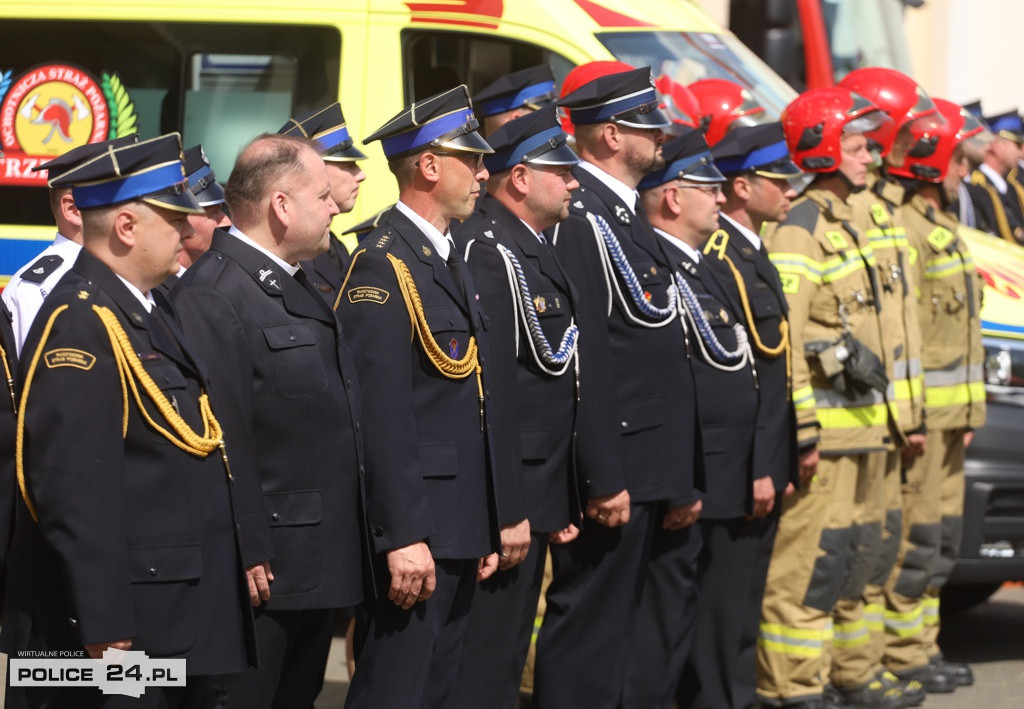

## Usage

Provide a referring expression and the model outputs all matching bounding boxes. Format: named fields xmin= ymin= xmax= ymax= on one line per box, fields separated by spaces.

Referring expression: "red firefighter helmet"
xmin=558 ymin=60 xmax=635 ymax=134
xmin=688 ymin=78 xmax=766 ymax=145
xmin=780 ymin=87 xmax=888 ymax=173
xmin=889 ymin=97 xmax=988 ymax=182
xmin=653 ymin=75 xmax=701 ymax=133
xmin=838 ymin=67 xmax=943 ymax=157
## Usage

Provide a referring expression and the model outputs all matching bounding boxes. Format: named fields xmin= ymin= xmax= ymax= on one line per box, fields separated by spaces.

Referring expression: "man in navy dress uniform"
xmin=336 ymin=86 xmax=510 ymax=708
xmin=170 ymin=133 xmax=369 ymax=708
xmin=279 ymin=102 xmax=368 ymax=300
xmin=452 ymin=105 xmax=584 ymax=709
xmin=533 ymin=66 xmax=703 ymax=709
xmin=2 ymin=134 xmax=257 ymax=708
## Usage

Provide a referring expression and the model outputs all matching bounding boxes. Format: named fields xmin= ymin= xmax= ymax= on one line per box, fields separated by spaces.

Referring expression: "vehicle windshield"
xmin=822 ymin=0 xmax=913 ymax=80
xmin=596 ymin=31 xmax=797 ymax=119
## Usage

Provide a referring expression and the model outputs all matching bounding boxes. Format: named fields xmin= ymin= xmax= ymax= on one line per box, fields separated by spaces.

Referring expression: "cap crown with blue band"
xmin=638 ymin=127 xmax=724 ymax=190
xmin=484 ymin=105 xmax=579 ymax=174
xmin=278 ymin=102 xmax=367 ymax=161
xmin=49 ymin=132 xmax=201 ymax=214
xmin=364 ymin=85 xmax=493 ymax=159
xmin=183 ymin=144 xmax=225 ymax=206
xmin=711 ymin=123 xmax=802 ymax=178
xmin=557 ymin=67 xmax=670 ymax=129
xmin=474 ymin=65 xmax=556 ymax=118
xmin=33 ymin=134 xmax=139 ymax=186
xmin=984 ymin=110 xmax=1024 ymax=143
xmin=962 ymin=100 xmax=984 ymax=120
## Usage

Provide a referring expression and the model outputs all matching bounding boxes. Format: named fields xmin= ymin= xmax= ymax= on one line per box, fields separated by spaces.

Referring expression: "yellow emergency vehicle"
xmin=2 ymin=0 xmax=1023 ymax=345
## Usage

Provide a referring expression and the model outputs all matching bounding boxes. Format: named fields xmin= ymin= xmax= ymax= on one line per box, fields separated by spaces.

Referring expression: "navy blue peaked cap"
xmin=49 ymin=133 xmax=201 ymax=214
xmin=473 ymin=65 xmax=556 ymax=118
xmin=278 ymin=102 xmax=367 ymax=161
xmin=484 ymin=105 xmax=579 ymax=174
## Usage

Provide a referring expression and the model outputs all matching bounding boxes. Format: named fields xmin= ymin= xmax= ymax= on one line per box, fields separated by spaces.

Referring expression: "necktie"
xmin=446 ymin=248 xmax=468 ymax=303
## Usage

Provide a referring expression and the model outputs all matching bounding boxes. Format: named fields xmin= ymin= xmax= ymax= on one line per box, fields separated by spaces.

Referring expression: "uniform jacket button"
xmin=373 ymin=525 xmax=384 ymax=537
xmin=149 ymin=568 xmax=158 ymax=577
xmin=271 ymin=512 xmax=280 ymax=522
xmin=68 ymin=617 xmax=78 ymax=628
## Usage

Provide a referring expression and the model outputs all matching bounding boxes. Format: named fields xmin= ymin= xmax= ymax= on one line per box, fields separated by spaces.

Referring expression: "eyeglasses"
xmin=674 ymin=183 xmax=722 ymax=197
xmin=434 ymin=150 xmax=486 ymax=171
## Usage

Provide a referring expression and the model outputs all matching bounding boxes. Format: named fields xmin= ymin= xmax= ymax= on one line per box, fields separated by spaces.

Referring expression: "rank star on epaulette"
xmin=256 ymin=265 xmax=283 ymax=292
xmin=614 ymin=205 xmax=631 ymax=225
xmin=533 ymin=294 xmax=547 ymax=313
xmin=21 ymin=254 xmax=64 ymax=284
xmin=375 ymin=231 xmax=393 ymax=249
xmin=484 ymin=230 xmax=495 ymax=239
xmin=572 ymin=200 xmax=584 ymax=209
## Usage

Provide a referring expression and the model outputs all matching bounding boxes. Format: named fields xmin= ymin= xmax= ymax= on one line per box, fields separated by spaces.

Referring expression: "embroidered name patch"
xmin=927 ymin=226 xmax=954 ymax=251
xmin=779 ymin=274 xmax=800 ymax=294
xmin=347 ymin=286 xmax=390 ymax=305
xmin=824 ymin=230 xmax=849 ymax=249
xmin=44 ymin=348 xmax=96 ymax=370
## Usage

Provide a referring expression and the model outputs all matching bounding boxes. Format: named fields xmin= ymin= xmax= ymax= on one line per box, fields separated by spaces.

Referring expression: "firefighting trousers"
xmin=757 ymin=453 xmax=866 ymax=703
xmin=830 ymin=450 xmax=899 ymax=688
xmin=883 ymin=428 xmax=965 ymax=670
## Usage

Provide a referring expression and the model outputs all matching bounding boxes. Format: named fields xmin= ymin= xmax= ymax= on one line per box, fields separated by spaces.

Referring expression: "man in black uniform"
xmin=472 ymin=65 xmax=557 ymax=137
xmin=279 ymin=102 xmax=368 ymax=300
xmin=0 ymin=301 xmax=16 ymax=591
xmin=177 ymin=144 xmax=231 ymax=271
xmin=961 ymin=109 xmax=1024 ymax=242
xmin=2 ymin=134 xmax=257 ymax=708
xmin=452 ymin=105 xmax=583 ymax=709
xmin=170 ymin=133 xmax=368 ymax=708
xmin=336 ymin=86 xmax=508 ymax=709
xmin=691 ymin=124 xmax=802 ymax=708
xmin=533 ymin=67 xmax=703 ymax=709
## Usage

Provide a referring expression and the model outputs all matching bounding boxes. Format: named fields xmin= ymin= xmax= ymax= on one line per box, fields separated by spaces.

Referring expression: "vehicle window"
xmin=402 ymin=30 xmax=574 ymax=103
xmin=596 ymin=30 xmax=796 ymax=119
xmin=0 ymin=20 xmax=339 ymax=226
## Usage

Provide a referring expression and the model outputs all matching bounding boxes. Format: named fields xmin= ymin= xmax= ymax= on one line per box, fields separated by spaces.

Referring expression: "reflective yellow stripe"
xmin=925 ymin=254 xmax=967 ymax=279
xmin=893 ymin=375 xmax=924 ymax=402
xmin=758 ymin=622 xmax=827 ymax=658
xmin=925 ymin=381 xmax=986 ymax=408
xmin=832 ymin=618 xmax=870 ymax=648
xmin=922 ymin=597 xmax=940 ymax=626
xmin=884 ymin=605 xmax=925 ymax=638
xmin=864 ymin=602 xmax=885 ymax=633
xmin=770 ymin=252 xmax=824 ymax=285
xmin=793 ymin=385 xmax=816 ymax=411
xmin=816 ymin=402 xmax=890 ymax=429
xmin=821 ymin=253 xmax=869 ymax=283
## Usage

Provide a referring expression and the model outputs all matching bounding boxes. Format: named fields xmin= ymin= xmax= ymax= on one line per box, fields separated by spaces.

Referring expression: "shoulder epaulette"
xmin=370 ymin=227 xmax=396 ymax=252
xmin=20 ymin=254 xmax=64 ymax=284
xmin=779 ymin=198 xmax=820 ymax=234
xmin=568 ymin=186 xmax=589 ymax=215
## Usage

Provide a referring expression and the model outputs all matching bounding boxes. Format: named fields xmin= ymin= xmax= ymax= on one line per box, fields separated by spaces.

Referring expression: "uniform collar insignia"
xmin=614 ymin=204 xmax=631 ymax=225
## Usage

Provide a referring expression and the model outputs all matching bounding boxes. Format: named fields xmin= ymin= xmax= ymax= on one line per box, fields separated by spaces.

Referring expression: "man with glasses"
xmin=757 ymin=88 xmax=906 ymax=709
xmin=677 ymin=122 xmax=803 ymax=709
xmin=336 ymin=86 xmax=508 ymax=709
xmin=624 ymin=128 xmax=771 ymax=708
xmin=533 ymin=66 xmax=703 ymax=709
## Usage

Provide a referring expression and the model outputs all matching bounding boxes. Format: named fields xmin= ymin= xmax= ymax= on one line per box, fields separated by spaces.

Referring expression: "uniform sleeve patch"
xmin=780 ymin=274 xmax=800 ymax=294
xmin=870 ymin=203 xmax=890 ymax=226
xmin=347 ymin=286 xmax=390 ymax=305
xmin=926 ymin=226 xmax=954 ymax=251
xmin=44 ymin=348 xmax=96 ymax=370
xmin=824 ymin=230 xmax=849 ymax=249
